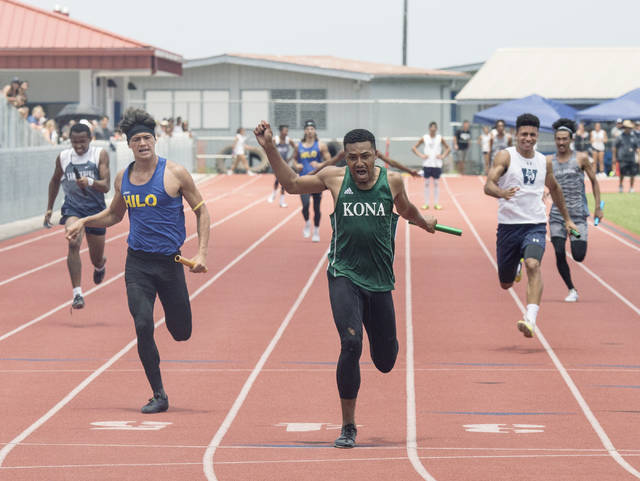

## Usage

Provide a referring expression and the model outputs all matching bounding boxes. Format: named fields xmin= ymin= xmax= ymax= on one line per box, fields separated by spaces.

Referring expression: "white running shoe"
xmin=312 ymin=228 xmax=320 ymax=242
xmin=279 ymin=196 xmax=287 ymax=208
xmin=564 ymin=289 xmax=579 ymax=302
xmin=247 ymin=170 xmax=256 ymax=176
xmin=303 ymin=222 xmax=311 ymax=238
xmin=226 ymin=169 xmax=233 ymax=176
xmin=268 ymin=191 xmax=276 ymax=203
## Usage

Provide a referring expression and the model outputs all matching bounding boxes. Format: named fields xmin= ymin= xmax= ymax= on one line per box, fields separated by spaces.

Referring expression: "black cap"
xmin=11 ymin=76 xmax=20 ymax=83
xmin=304 ymin=119 xmax=316 ymax=128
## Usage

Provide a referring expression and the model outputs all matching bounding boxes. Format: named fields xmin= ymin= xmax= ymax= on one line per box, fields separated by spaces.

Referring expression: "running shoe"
xmin=334 ymin=423 xmax=357 ymax=448
xmin=93 ymin=258 xmax=106 ymax=285
xmin=268 ymin=192 xmax=275 ymax=203
xmin=515 ymin=258 xmax=523 ymax=283
xmin=71 ymin=294 xmax=85 ymax=309
xmin=619 ymin=185 xmax=623 ymax=193
xmin=564 ymin=288 xmax=579 ymax=302
xmin=421 ymin=204 xmax=429 ymax=210
xmin=247 ymin=170 xmax=256 ymax=176
xmin=141 ymin=391 xmax=169 ymax=414
xmin=312 ymin=231 xmax=320 ymax=243
xmin=517 ymin=317 xmax=535 ymax=338
xmin=303 ymin=222 xmax=311 ymax=238
xmin=279 ymin=197 xmax=287 ymax=208
xmin=434 ymin=204 xmax=443 ymax=210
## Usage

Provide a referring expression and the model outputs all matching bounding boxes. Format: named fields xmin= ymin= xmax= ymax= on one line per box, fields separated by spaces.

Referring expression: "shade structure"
xmin=576 ymin=88 xmax=640 ymax=122
xmin=473 ymin=94 xmax=577 ymax=132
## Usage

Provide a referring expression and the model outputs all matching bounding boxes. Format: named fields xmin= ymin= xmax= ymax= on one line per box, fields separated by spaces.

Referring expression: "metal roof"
xmin=0 ymin=0 xmax=181 ymax=73
xmin=186 ymin=53 xmax=468 ymax=82
xmin=456 ymin=47 xmax=640 ymax=102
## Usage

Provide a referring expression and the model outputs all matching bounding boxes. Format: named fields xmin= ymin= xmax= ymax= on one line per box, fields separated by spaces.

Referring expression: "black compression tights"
xmin=300 ymin=193 xmax=322 ymax=226
xmin=551 ymin=237 xmax=588 ymax=290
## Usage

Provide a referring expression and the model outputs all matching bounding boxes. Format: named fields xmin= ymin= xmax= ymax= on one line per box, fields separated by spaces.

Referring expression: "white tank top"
xmin=591 ymin=130 xmax=605 ymax=151
xmin=497 ymin=147 xmax=547 ymax=224
xmin=233 ymin=134 xmax=246 ymax=155
xmin=422 ymin=134 xmax=442 ymax=168
xmin=481 ymin=133 xmax=491 ymax=152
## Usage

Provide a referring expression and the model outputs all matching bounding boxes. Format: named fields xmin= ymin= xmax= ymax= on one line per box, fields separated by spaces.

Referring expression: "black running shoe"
xmin=93 ymin=258 xmax=106 ymax=284
xmin=334 ymin=423 xmax=357 ymax=448
xmin=71 ymin=294 xmax=85 ymax=309
xmin=141 ymin=391 xmax=169 ymax=414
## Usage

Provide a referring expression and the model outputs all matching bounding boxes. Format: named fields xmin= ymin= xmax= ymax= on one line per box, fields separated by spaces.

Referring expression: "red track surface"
xmin=0 ymin=174 xmax=638 ymax=481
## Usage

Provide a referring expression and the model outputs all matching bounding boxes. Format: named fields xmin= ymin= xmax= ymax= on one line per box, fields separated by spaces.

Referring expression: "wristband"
xmin=87 ymin=177 xmax=94 ymax=186
xmin=192 ymin=200 xmax=205 ymax=212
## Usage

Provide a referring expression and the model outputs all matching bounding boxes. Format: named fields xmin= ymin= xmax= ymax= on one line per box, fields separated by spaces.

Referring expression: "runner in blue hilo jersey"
xmin=66 ymin=108 xmax=210 ymax=414
xmin=293 ymin=120 xmax=331 ymax=242
xmin=484 ymin=113 xmax=577 ymax=339
xmin=44 ymin=123 xmax=110 ymax=309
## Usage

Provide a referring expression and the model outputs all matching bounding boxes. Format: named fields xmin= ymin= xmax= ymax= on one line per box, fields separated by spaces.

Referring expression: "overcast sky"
xmin=25 ymin=0 xmax=640 ymax=69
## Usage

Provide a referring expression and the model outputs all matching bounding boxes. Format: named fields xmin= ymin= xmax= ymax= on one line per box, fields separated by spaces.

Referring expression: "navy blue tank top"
xmin=121 ymin=157 xmax=186 ymax=255
xmin=297 ymin=140 xmax=320 ymax=176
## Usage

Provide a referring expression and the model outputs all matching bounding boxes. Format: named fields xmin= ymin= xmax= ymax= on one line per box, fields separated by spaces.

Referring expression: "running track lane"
xmin=0 ymin=181 xmax=340 ymax=480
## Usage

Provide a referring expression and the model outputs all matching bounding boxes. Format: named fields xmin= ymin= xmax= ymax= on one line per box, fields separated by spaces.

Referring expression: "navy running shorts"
xmin=496 ymin=223 xmax=546 ymax=284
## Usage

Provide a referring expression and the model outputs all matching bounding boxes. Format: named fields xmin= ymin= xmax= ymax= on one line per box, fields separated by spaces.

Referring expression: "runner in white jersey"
xmin=269 ymin=125 xmax=297 ymax=207
xmin=411 ymin=121 xmax=450 ymax=210
xmin=590 ymin=122 xmax=608 ymax=177
xmin=548 ymin=118 xmax=602 ymax=303
xmin=228 ymin=127 xmax=255 ymax=176
xmin=484 ymin=113 xmax=577 ymax=338
xmin=44 ymin=123 xmax=111 ymax=309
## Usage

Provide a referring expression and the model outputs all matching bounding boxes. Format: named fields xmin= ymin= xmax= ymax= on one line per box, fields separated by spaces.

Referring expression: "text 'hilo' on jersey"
xmin=550 ymin=152 xmax=588 ymax=223
xmin=121 ymin=157 xmax=186 ymax=255
xmin=328 ymin=167 xmax=399 ymax=292
xmin=497 ymin=147 xmax=547 ymax=225
xmin=297 ymin=140 xmax=320 ymax=175
xmin=60 ymin=146 xmax=106 ymax=217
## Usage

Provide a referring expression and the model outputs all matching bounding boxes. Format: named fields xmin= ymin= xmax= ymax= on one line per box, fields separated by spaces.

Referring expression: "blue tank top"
xmin=121 ymin=157 xmax=186 ymax=255
xmin=298 ymin=140 xmax=320 ymax=176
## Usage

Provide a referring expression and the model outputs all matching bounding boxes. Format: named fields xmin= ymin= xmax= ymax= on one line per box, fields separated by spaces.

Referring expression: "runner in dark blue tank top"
xmin=293 ymin=120 xmax=331 ymax=242
xmin=45 ymin=123 xmax=111 ymax=309
xmin=67 ymin=108 xmax=211 ymax=414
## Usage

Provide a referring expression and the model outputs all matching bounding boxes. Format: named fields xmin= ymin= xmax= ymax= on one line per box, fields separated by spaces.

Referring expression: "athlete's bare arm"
xmin=44 ymin=154 xmax=64 ymax=225
xmin=376 ymin=150 xmax=420 ymax=177
xmin=74 ymin=149 xmax=111 ymax=193
xmin=255 ymin=120 xmax=328 ymax=194
xmin=308 ymin=150 xmax=345 ymax=174
xmin=65 ymin=170 xmax=128 ymax=240
xmin=545 ymin=157 xmax=577 ymax=232
xmin=484 ymin=150 xmax=518 ymax=199
xmin=411 ymin=137 xmax=427 ymax=159
xmin=167 ymin=161 xmax=209 ymax=272
xmin=388 ymin=172 xmax=436 ymax=233
xmin=578 ymin=152 xmax=603 ymax=221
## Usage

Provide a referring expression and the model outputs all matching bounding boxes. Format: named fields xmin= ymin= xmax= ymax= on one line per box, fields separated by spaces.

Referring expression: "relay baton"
xmin=570 ymin=228 xmax=581 ymax=238
xmin=73 ymin=167 xmax=88 ymax=196
xmin=594 ymin=200 xmax=605 ymax=226
xmin=174 ymin=255 xmax=207 ymax=272
xmin=410 ymin=221 xmax=462 ymax=236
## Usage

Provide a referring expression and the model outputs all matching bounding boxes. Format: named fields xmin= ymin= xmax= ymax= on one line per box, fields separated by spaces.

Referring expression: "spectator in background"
xmin=574 ymin=122 xmax=589 ymax=153
xmin=228 ymin=127 xmax=255 ymax=176
xmin=453 ymin=120 xmax=471 ymax=175
xmin=479 ymin=125 xmax=492 ymax=174
xmin=17 ymin=106 xmax=29 ymax=120
xmin=28 ymin=105 xmax=46 ymax=128
xmin=42 ymin=119 xmax=59 ymax=144
xmin=94 ymin=115 xmax=113 ymax=140
xmin=611 ymin=119 xmax=623 ymax=140
xmin=181 ymin=120 xmax=193 ymax=138
xmin=489 ymin=119 xmax=512 ymax=167
xmin=613 ymin=120 xmax=639 ymax=193
xmin=590 ymin=122 xmax=607 ymax=177
xmin=173 ymin=116 xmax=183 ymax=134
xmin=19 ymin=80 xmax=29 ymax=99
xmin=2 ymin=77 xmax=21 ymax=104
xmin=634 ymin=121 xmax=640 ymax=141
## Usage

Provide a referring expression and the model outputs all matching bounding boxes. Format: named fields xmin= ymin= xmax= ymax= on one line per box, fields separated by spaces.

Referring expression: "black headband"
xmin=127 ymin=124 xmax=156 ymax=142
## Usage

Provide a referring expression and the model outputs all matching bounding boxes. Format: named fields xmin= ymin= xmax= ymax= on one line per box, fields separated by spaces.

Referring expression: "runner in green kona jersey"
xmin=254 ymin=120 xmax=437 ymax=449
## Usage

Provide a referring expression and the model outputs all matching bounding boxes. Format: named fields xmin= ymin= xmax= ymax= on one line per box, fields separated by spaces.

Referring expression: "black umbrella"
xmin=55 ymin=103 xmax=103 ymax=126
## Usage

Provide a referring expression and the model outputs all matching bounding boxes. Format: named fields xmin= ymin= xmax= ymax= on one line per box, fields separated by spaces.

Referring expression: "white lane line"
xmin=0 ymin=207 xmax=302 ymax=467
xmin=203 ymin=249 xmax=329 ymax=481
xmin=0 ymin=191 xmax=269 ymax=343
xmin=0 ymin=177 xmax=258 ymax=288
xmin=443 ymin=177 xmax=640 ymax=479
xmin=405 ymin=218 xmax=438 ymax=481
xmin=0 ymin=175 xmax=223 ymax=255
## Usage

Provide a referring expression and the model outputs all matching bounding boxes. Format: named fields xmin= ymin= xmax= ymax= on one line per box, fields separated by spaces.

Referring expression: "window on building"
xmin=300 ymin=89 xmax=327 ymax=129
xmin=202 ymin=90 xmax=229 ymax=129
xmin=241 ymin=90 xmax=269 ymax=128
xmin=174 ymin=90 xmax=201 ymax=129
xmin=271 ymin=89 xmax=297 ymax=129
xmin=145 ymin=91 xmax=172 ymax=123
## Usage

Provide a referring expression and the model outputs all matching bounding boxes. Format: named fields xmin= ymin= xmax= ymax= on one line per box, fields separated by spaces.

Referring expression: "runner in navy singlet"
xmin=45 ymin=123 xmax=110 ymax=309
xmin=66 ymin=108 xmax=210 ymax=414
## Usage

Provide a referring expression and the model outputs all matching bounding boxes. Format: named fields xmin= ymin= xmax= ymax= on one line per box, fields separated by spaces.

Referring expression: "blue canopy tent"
xmin=473 ymin=94 xmax=577 ymax=132
xmin=576 ymin=88 xmax=640 ymax=122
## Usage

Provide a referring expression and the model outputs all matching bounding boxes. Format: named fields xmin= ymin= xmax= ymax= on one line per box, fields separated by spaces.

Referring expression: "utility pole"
xmin=402 ymin=0 xmax=408 ymax=65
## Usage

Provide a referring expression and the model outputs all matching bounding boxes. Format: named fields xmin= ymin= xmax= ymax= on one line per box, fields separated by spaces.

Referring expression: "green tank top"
xmin=328 ymin=166 xmax=399 ymax=292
